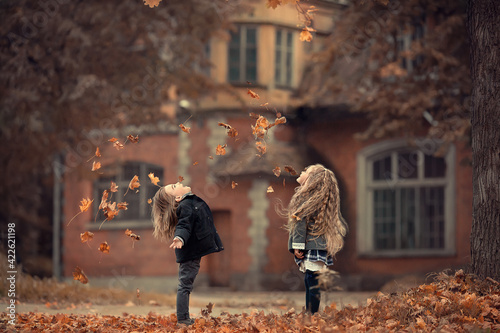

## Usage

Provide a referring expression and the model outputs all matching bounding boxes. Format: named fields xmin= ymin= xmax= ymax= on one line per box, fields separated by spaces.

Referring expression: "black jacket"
xmin=174 ymin=194 xmax=223 ymax=263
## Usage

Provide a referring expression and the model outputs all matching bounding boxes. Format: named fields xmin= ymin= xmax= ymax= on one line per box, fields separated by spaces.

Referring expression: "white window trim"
xmin=356 ymin=138 xmax=456 ymax=257
xmin=275 ymin=28 xmax=294 ymax=87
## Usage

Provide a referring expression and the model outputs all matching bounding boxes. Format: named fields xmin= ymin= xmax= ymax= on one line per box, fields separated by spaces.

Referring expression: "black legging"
xmin=305 ymin=270 xmax=320 ymax=313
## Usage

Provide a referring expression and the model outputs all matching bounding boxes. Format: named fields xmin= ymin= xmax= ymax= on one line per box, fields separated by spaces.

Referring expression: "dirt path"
xmin=13 ymin=291 xmax=376 ymax=317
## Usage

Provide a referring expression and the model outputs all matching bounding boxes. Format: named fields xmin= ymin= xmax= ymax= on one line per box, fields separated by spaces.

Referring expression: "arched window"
xmin=357 ymin=139 xmax=456 ymax=256
xmin=93 ymin=161 xmax=164 ymax=227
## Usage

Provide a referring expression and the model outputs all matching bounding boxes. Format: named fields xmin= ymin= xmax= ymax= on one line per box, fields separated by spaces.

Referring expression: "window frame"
xmin=275 ymin=28 xmax=294 ymax=88
xmin=228 ymin=25 xmax=258 ymax=84
xmin=90 ymin=161 xmax=164 ymax=230
xmin=356 ymin=139 xmax=456 ymax=257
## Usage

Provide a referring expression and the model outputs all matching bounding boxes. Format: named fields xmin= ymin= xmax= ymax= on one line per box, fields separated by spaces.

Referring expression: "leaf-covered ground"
xmin=2 ymin=270 xmax=500 ymax=332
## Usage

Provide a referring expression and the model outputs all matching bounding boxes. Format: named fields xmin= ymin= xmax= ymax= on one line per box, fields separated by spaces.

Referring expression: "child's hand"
xmin=170 ymin=238 xmax=183 ymax=249
xmin=294 ymin=249 xmax=304 ymax=259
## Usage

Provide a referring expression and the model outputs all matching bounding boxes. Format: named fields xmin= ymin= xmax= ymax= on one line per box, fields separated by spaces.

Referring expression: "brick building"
xmin=61 ymin=0 xmax=472 ymax=292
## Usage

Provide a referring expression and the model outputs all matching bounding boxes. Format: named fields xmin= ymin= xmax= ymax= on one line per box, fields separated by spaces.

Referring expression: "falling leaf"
xmin=67 ymin=198 xmax=93 ymax=226
xmin=148 ymin=172 xmax=160 ymax=186
xmin=193 ymin=161 xmax=199 ymax=166
xmin=72 ymin=266 xmax=88 ymax=284
xmin=300 ymin=28 xmax=313 ymax=42
xmin=267 ymin=186 xmax=274 ymax=193
xmin=274 ymin=116 xmax=287 ymax=125
xmin=125 ymin=229 xmax=141 ymax=241
xmin=201 ymin=302 xmax=214 ymax=317
xmin=108 ymin=137 xmax=118 ymax=143
xmin=99 ymin=190 xmax=110 ymax=210
xmin=256 ymin=141 xmax=267 ymax=156
xmin=266 ymin=0 xmax=282 ymax=9
xmin=143 ymin=0 xmax=161 ymax=7
xmin=80 ymin=231 xmax=94 ymax=243
xmin=261 ymin=102 xmax=269 ymax=108
xmin=147 ymin=198 xmax=152 ymax=205
xmin=110 ymin=182 xmax=118 ymax=193
xmin=208 ymin=156 xmax=214 ymax=160
xmin=117 ymin=202 xmax=128 ymax=210
xmin=136 ymin=288 xmax=141 ymax=299
xmin=128 ymin=175 xmax=140 ymax=190
xmin=113 ymin=141 xmax=124 ymax=150
xmin=95 ymin=147 xmax=101 ymax=157
xmin=216 ymin=144 xmax=227 ymax=156
xmin=91 ymin=161 xmax=101 ymax=171
xmin=178 ymin=175 xmax=184 ymax=182
xmin=104 ymin=202 xmax=119 ymax=221
xmin=231 ymin=181 xmax=238 ymax=189
xmin=79 ymin=198 xmax=93 ymax=213
xmin=284 ymin=165 xmax=298 ymax=175
xmin=249 ymin=112 xmax=260 ymax=119
xmin=218 ymin=122 xmax=239 ymax=138
xmin=273 ymin=167 xmax=281 ymax=177
xmin=179 ymin=124 xmax=191 ymax=133
xmin=247 ymin=89 xmax=260 ymax=99
xmin=98 ymin=242 xmax=110 ymax=254
xmin=127 ymin=134 xmax=139 ymax=143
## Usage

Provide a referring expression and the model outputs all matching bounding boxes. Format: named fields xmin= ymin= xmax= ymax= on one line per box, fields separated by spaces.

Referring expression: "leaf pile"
xmin=2 ymin=270 xmax=499 ymax=332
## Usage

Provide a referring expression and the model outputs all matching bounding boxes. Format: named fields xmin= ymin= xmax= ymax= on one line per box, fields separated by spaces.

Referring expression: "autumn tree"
xmin=467 ymin=0 xmax=500 ymax=280
xmin=0 ymin=0 xmax=239 ymax=276
xmin=299 ymin=0 xmax=471 ymax=147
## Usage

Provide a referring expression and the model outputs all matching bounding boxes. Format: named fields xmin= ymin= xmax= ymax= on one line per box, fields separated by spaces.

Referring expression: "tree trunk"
xmin=467 ymin=0 xmax=500 ymax=280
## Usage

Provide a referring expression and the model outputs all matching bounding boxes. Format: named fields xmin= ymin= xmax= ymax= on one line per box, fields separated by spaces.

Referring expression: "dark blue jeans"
xmin=305 ymin=270 xmax=320 ymax=314
xmin=177 ymin=258 xmax=201 ymax=321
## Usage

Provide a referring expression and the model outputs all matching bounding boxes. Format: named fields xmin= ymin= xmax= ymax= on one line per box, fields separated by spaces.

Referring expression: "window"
xmin=275 ymin=28 xmax=293 ymax=87
xmin=396 ymin=20 xmax=425 ymax=72
xmin=357 ymin=139 xmax=455 ymax=256
xmin=228 ymin=25 xmax=257 ymax=83
xmin=93 ymin=162 xmax=163 ymax=226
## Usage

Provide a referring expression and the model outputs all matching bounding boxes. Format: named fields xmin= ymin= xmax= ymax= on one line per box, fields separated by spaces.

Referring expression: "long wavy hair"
xmin=151 ymin=187 xmax=178 ymax=242
xmin=284 ymin=164 xmax=348 ymax=257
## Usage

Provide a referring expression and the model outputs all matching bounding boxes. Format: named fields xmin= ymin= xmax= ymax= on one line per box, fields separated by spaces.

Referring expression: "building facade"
xmin=61 ymin=0 xmax=472 ymax=292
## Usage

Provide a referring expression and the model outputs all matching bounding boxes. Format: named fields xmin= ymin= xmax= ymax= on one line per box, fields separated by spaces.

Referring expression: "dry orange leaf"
xmin=147 ymin=198 xmax=152 ymax=205
xmin=91 ymin=161 xmax=101 ymax=171
xmin=247 ymin=89 xmax=260 ymax=99
xmin=256 ymin=141 xmax=267 ymax=156
xmin=218 ymin=122 xmax=239 ymax=138
xmin=267 ymin=186 xmax=274 ymax=193
xmin=108 ymin=137 xmax=118 ymax=143
xmin=99 ymin=190 xmax=110 ymax=210
xmin=125 ymin=229 xmax=141 ymax=241
xmin=231 ymin=181 xmax=238 ymax=189
xmin=284 ymin=165 xmax=298 ymax=175
xmin=300 ymin=28 xmax=313 ymax=42
xmin=129 ymin=175 xmax=140 ymax=190
xmin=104 ymin=202 xmax=119 ymax=221
xmin=216 ymin=144 xmax=227 ymax=156
xmin=148 ymin=172 xmax=160 ymax=186
xmin=193 ymin=161 xmax=199 ymax=166
xmin=208 ymin=156 xmax=214 ymax=160
xmin=95 ymin=147 xmax=101 ymax=157
xmin=73 ymin=266 xmax=88 ymax=284
xmin=117 ymin=202 xmax=128 ymax=210
xmin=80 ymin=231 xmax=94 ymax=243
xmin=110 ymin=182 xmax=118 ymax=193
xmin=179 ymin=124 xmax=191 ymax=133
xmin=178 ymin=175 xmax=184 ymax=182
xmin=79 ymin=198 xmax=93 ymax=212
xmin=113 ymin=141 xmax=124 ymax=150
xmin=127 ymin=134 xmax=139 ymax=143
xmin=273 ymin=166 xmax=281 ymax=177
xmin=143 ymin=0 xmax=161 ymax=8
xmin=98 ymin=242 xmax=110 ymax=254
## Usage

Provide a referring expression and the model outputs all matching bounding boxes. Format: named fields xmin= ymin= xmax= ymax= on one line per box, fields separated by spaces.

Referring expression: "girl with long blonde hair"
xmin=285 ymin=164 xmax=347 ymax=313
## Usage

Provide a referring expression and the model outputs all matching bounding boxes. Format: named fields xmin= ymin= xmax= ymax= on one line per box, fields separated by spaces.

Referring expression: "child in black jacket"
xmin=152 ymin=182 xmax=223 ymax=326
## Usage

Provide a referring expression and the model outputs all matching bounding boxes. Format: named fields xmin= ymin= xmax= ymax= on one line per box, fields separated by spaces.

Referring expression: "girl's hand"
xmin=170 ymin=238 xmax=183 ymax=249
xmin=294 ymin=249 xmax=304 ymax=259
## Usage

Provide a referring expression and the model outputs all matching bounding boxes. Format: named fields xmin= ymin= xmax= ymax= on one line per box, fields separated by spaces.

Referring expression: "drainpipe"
xmin=52 ymin=154 xmax=63 ymax=280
